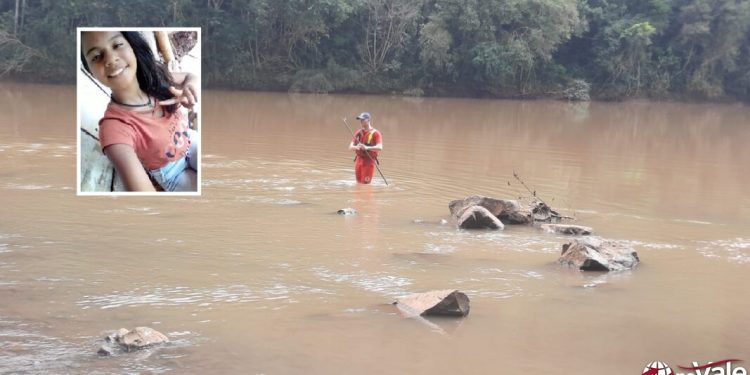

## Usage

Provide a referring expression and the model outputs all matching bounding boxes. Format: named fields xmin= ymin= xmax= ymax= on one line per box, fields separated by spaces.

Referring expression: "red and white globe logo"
xmin=643 ymin=361 xmax=674 ymax=375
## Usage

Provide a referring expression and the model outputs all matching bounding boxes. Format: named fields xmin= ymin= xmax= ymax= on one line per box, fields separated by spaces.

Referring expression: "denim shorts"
xmin=149 ymin=129 xmax=198 ymax=192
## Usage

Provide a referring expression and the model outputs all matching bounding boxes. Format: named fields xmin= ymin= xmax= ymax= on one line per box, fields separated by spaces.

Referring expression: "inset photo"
xmin=77 ymin=27 xmax=201 ymax=195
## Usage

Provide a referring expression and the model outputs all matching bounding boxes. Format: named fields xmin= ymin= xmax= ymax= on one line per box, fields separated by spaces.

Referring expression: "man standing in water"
xmin=348 ymin=112 xmax=383 ymax=184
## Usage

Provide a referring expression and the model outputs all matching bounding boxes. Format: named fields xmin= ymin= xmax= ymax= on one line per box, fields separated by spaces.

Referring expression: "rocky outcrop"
xmin=99 ymin=327 xmax=169 ymax=355
xmin=542 ymin=224 xmax=593 ymax=236
xmin=559 ymin=237 xmax=639 ymax=272
xmin=449 ymin=196 xmax=531 ymax=225
xmin=394 ymin=290 xmax=470 ymax=317
xmin=449 ymin=196 xmax=567 ymax=229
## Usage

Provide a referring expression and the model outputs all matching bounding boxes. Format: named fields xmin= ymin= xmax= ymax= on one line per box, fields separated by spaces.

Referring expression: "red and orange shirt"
xmin=352 ymin=128 xmax=381 ymax=159
xmin=99 ymin=104 xmax=191 ymax=170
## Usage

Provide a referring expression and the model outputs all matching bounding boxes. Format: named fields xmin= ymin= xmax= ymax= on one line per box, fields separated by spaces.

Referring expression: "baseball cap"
xmin=356 ymin=112 xmax=371 ymax=120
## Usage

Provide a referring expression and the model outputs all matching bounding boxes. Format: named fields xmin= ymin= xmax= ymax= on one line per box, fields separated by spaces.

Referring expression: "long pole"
xmin=343 ymin=118 xmax=389 ymax=186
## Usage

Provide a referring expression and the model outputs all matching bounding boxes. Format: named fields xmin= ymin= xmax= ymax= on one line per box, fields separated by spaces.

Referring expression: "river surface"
xmin=1 ymin=83 xmax=749 ymax=374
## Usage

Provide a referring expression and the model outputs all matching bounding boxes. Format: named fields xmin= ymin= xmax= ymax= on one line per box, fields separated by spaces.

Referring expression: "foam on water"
xmin=0 ymin=318 xmax=84 ymax=374
xmin=76 ymin=283 xmax=333 ymax=310
xmin=313 ymin=267 xmax=412 ymax=297
xmin=453 ymin=267 xmax=545 ymax=299
xmin=672 ymin=219 xmax=713 ymax=225
xmin=3 ymin=183 xmax=53 ymax=190
xmin=422 ymin=243 xmax=456 ymax=254
xmin=0 ymin=233 xmax=21 ymax=254
xmin=426 ymin=230 xmax=561 ymax=254
xmin=697 ymin=238 xmax=750 ymax=264
xmin=235 ymin=196 xmax=304 ymax=205
xmin=618 ymin=239 xmax=683 ymax=250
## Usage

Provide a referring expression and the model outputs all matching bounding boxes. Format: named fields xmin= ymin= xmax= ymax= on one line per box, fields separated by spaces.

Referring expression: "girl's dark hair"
xmin=81 ymin=31 xmax=178 ymax=114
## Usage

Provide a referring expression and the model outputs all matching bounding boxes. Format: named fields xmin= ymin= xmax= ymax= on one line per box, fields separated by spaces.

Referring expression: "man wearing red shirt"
xmin=348 ymin=112 xmax=383 ymax=184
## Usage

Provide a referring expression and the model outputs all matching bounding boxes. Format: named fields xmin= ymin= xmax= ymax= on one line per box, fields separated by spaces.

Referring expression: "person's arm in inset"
xmin=104 ymin=144 xmax=157 ymax=192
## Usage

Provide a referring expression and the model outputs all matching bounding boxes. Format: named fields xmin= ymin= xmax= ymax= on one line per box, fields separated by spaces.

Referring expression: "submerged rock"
xmin=119 ymin=327 xmax=169 ymax=351
xmin=529 ymin=201 xmax=561 ymax=222
xmin=394 ymin=290 xmax=470 ymax=317
xmin=97 ymin=345 xmax=114 ymax=356
xmin=456 ymin=206 xmax=504 ymax=230
xmin=337 ymin=208 xmax=357 ymax=215
xmin=559 ymin=237 xmax=639 ymax=272
xmin=542 ymin=224 xmax=593 ymax=236
xmin=101 ymin=327 xmax=169 ymax=354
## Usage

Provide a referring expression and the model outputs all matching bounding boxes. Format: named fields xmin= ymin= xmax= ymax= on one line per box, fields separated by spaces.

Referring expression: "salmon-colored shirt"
xmin=99 ymin=104 xmax=191 ymax=170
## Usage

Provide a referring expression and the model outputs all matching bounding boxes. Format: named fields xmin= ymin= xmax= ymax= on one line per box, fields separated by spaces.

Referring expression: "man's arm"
xmin=348 ymin=130 xmax=362 ymax=151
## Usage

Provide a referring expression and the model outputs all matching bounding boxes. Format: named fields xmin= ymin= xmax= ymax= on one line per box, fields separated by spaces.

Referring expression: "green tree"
xmin=670 ymin=0 xmax=750 ymax=98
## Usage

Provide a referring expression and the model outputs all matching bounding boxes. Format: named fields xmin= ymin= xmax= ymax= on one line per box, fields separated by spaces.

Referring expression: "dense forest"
xmin=1 ymin=0 xmax=749 ymax=101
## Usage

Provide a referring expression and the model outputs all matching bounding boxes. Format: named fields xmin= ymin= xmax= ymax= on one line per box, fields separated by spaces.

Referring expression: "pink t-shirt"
xmin=99 ymin=104 xmax=191 ymax=170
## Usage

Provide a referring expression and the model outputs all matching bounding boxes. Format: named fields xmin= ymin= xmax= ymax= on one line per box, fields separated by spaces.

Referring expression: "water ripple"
xmin=312 ymin=267 xmax=412 ymax=297
xmin=76 ymin=283 xmax=333 ymax=310
xmin=453 ymin=267 xmax=545 ymax=299
xmin=0 ymin=318 xmax=84 ymax=374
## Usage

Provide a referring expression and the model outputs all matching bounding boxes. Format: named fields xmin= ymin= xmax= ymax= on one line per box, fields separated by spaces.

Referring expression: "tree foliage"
xmin=0 ymin=0 xmax=748 ymax=101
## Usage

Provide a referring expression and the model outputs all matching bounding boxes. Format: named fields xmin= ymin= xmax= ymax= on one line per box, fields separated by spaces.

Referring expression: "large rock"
xmin=542 ymin=224 xmax=593 ymax=236
xmin=394 ymin=290 xmax=470 ymax=317
xmin=559 ymin=237 xmax=639 ymax=271
xmin=449 ymin=196 xmax=530 ymax=224
xmin=110 ymin=327 xmax=169 ymax=352
xmin=456 ymin=206 xmax=505 ymax=230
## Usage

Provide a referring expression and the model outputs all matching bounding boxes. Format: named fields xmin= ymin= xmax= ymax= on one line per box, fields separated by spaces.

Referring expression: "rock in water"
xmin=542 ymin=224 xmax=593 ymax=236
xmin=449 ymin=195 xmax=530 ymax=225
xmin=559 ymin=237 xmax=639 ymax=271
xmin=97 ymin=346 xmax=113 ymax=356
xmin=456 ymin=206 xmax=505 ymax=230
xmin=530 ymin=201 xmax=560 ymax=222
xmin=394 ymin=290 xmax=470 ymax=317
xmin=116 ymin=327 xmax=169 ymax=351
xmin=337 ymin=208 xmax=357 ymax=215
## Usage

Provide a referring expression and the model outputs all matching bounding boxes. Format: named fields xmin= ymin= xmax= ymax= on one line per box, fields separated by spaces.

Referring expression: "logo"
xmin=677 ymin=360 xmax=745 ymax=375
xmin=643 ymin=360 xmax=746 ymax=375
xmin=643 ymin=361 xmax=674 ymax=375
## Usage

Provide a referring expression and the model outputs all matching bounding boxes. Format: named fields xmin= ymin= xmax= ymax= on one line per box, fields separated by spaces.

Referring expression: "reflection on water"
xmin=0 ymin=83 xmax=749 ymax=374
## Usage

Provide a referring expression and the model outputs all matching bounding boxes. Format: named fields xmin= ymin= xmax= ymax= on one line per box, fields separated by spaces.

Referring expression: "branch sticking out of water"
xmin=512 ymin=170 xmax=546 ymax=206
xmin=509 ymin=170 xmax=575 ymax=222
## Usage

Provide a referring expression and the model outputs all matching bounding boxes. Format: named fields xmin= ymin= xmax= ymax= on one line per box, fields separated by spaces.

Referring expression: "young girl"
xmin=81 ymin=30 xmax=199 ymax=192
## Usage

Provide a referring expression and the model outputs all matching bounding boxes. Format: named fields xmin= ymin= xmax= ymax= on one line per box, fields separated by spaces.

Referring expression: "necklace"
xmin=111 ymin=94 xmax=152 ymax=108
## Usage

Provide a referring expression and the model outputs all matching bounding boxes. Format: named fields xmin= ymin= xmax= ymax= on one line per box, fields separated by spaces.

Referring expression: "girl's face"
xmin=82 ymin=32 xmax=138 ymax=92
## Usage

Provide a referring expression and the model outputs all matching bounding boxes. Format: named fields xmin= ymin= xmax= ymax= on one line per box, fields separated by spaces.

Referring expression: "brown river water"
xmin=1 ymin=83 xmax=749 ymax=374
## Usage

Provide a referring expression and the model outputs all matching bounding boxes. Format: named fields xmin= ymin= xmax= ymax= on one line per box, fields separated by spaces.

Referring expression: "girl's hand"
xmin=159 ymin=84 xmax=198 ymax=109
